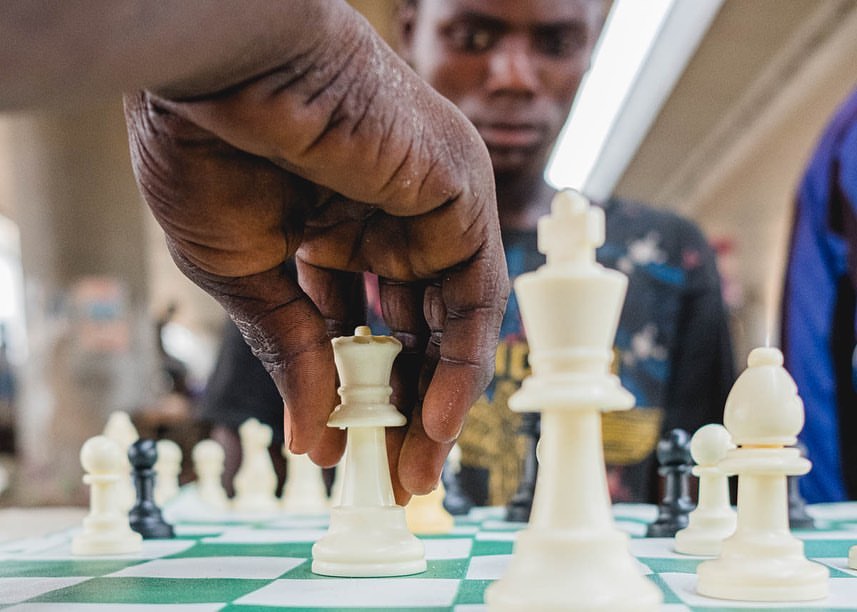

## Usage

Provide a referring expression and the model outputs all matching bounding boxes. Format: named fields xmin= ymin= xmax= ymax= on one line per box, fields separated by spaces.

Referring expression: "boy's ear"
xmin=395 ymin=1 xmax=417 ymax=63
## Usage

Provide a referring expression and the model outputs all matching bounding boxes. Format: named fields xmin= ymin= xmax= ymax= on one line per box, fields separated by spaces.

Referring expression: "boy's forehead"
xmin=421 ymin=0 xmax=603 ymax=25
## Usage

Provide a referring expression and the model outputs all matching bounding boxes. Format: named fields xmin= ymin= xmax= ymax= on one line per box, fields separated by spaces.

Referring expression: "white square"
xmin=106 ymin=556 xmax=304 ymax=579
xmin=628 ymin=537 xmax=684 ymax=559
xmin=19 ymin=539 xmax=193 ymax=561
xmin=474 ymin=531 xmax=516 ymax=542
xmin=236 ymin=578 xmax=460 ymax=608
xmin=661 ymin=572 xmax=857 ymax=608
xmin=466 ymin=554 xmax=509 ymax=580
xmin=423 ymin=538 xmax=472 ymax=560
xmin=0 ymin=577 xmax=91 ymax=604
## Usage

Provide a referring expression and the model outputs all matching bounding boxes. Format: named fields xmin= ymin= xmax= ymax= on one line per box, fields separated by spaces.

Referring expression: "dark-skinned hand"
xmin=122 ymin=1 xmax=508 ymax=503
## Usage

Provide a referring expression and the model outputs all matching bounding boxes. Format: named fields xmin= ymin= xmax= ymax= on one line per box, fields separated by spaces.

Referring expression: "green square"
xmin=803 ymin=539 xmax=855 ymax=559
xmin=453 ymin=578 xmax=491 ymax=604
xmin=26 ymin=577 xmax=270 ymax=605
xmin=172 ymin=541 xmax=313 ymax=559
xmin=0 ymin=559 xmax=143 ymax=578
xmin=638 ymin=556 xmax=702 ymax=574
xmin=424 ymin=558 xmax=469 ymax=579
xmin=471 ymin=540 xmax=513 ymax=556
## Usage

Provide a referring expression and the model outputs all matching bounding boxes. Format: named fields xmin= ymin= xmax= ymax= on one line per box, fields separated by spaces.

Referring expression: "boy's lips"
xmin=477 ymin=123 xmax=543 ymax=149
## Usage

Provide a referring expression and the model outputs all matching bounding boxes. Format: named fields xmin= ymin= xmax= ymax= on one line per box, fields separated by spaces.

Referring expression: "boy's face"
xmin=402 ymin=0 xmax=604 ymax=177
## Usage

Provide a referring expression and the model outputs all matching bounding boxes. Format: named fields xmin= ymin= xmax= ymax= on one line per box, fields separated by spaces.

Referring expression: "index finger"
xmin=415 ymin=240 xmax=509 ymax=444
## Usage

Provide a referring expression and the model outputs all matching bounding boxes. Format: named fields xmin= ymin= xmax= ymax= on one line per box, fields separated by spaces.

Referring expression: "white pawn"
xmin=697 ymin=347 xmax=828 ymax=601
xmin=849 ymin=545 xmax=856 ymax=570
xmin=192 ymin=439 xmax=229 ymax=510
xmin=154 ymin=439 xmax=182 ymax=507
xmin=405 ymin=479 xmax=454 ymax=534
xmin=675 ymin=424 xmax=736 ymax=555
xmin=72 ymin=435 xmax=142 ymax=555
xmin=233 ymin=418 xmax=279 ymax=513
xmin=102 ymin=411 xmax=139 ymax=512
xmin=282 ymin=446 xmax=329 ymax=514
xmin=312 ymin=326 xmax=425 ymax=577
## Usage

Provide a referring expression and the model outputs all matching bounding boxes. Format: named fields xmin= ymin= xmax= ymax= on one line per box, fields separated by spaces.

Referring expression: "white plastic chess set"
xmin=8 ymin=189 xmax=857 ymax=610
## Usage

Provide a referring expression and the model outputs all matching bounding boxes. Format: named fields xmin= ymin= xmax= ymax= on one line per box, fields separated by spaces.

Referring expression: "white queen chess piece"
xmin=72 ymin=435 xmax=143 ymax=555
xmin=485 ymin=190 xmax=662 ymax=611
xmin=674 ymin=424 xmax=737 ymax=556
xmin=696 ymin=347 xmax=828 ymax=601
xmin=312 ymin=326 xmax=425 ymax=577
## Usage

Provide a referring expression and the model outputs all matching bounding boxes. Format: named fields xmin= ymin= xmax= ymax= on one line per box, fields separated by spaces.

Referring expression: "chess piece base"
xmin=312 ymin=506 xmax=426 ymax=577
xmin=849 ymin=545 xmax=857 ymax=569
xmin=697 ymin=541 xmax=828 ymax=601
xmin=232 ymin=495 xmax=279 ymax=514
xmin=72 ymin=521 xmax=142 ymax=556
xmin=485 ymin=527 xmax=661 ymax=611
xmin=674 ymin=509 xmax=736 ymax=556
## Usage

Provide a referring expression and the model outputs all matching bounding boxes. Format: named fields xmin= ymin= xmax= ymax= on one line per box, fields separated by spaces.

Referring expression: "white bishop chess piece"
xmin=191 ymin=439 xmax=229 ymax=510
xmin=311 ymin=326 xmax=425 ymax=577
xmin=154 ymin=439 xmax=182 ymax=507
xmin=102 ymin=411 xmax=139 ymax=512
xmin=72 ymin=435 xmax=143 ymax=555
xmin=282 ymin=446 xmax=329 ymax=514
xmin=485 ymin=190 xmax=662 ymax=611
xmin=696 ymin=347 xmax=828 ymax=601
xmin=233 ymin=418 xmax=279 ymax=513
xmin=674 ymin=424 xmax=737 ymax=556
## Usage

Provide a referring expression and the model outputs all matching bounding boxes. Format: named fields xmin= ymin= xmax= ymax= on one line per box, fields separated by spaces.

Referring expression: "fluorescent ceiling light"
xmin=546 ymin=0 xmax=724 ymax=201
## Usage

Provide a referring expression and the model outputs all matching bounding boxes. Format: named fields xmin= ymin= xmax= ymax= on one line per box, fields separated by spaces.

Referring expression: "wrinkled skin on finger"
xmin=124 ymin=1 xmax=508 ymax=503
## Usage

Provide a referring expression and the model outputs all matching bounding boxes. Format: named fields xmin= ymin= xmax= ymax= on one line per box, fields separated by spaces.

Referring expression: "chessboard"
xmin=0 ymin=491 xmax=855 ymax=611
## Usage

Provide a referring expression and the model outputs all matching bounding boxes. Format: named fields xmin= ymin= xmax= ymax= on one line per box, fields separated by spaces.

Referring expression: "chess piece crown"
xmin=510 ymin=189 xmax=633 ymax=412
xmin=328 ymin=326 xmax=405 ymax=428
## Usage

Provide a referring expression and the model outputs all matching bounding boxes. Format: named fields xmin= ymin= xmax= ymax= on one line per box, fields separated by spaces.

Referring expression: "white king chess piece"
xmin=696 ymin=347 xmax=828 ymax=601
xmin=485 ymin=190 xmax=662 ymax=611
xmin=312 ymin=326 xmax=425 ymax=577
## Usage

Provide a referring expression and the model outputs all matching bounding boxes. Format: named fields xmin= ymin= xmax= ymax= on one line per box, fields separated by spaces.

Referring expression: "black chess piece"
xmin=129 ymin=439 xmax=175 ymax=539
xmin=441 ymin=461 xmax=475 ymax=516
xmin=646 ymin=428 xmax=695 ymax=537
xmin=788 ymin=441 xmax=815 ymax=529
xmin=505 ymin=413 xmax=540 ymax=523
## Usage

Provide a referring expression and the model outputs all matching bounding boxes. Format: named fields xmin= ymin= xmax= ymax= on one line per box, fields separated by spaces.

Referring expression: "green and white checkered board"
xmin=0 ymin=491 xmax=856 ymax=611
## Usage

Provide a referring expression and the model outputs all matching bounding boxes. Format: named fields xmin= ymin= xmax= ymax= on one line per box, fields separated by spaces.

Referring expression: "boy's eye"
xmin=535 ymin=26 xmax=588 ymax=58
xmin=445 ymin=23 xmax=499 ymax=53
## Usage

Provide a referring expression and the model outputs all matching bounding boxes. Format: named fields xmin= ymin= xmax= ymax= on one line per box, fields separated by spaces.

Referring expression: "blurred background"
xmin=0 ymin=0 xmax=855 ymax=506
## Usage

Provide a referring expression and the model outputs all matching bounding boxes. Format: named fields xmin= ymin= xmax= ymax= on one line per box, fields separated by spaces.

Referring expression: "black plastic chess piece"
xmin=646 ymin=428 xmax=695 ymax=537
xmin=129 ymin=439 xmax=175 ymax=539
xmin=505 ymin=413 xmax=540 ymax=522
xmin=788 ymin=441 xmax=815 ymax=529
xmin=441 ymin=461 xmax=475 ymax=516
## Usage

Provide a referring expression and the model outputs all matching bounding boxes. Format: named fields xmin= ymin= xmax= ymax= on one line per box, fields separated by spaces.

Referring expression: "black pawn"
xmin=441 ymin=461 xmax=474 ymax=516
xmin=788 ymin=441 xmax=815 ymax=529
xmin=129 ymin=439 xmax=175 ymax=539
xmin=646 ymin=428 xmax=695 ymax=537
xmin=505 ymin=413 xmax=540 ymax=522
